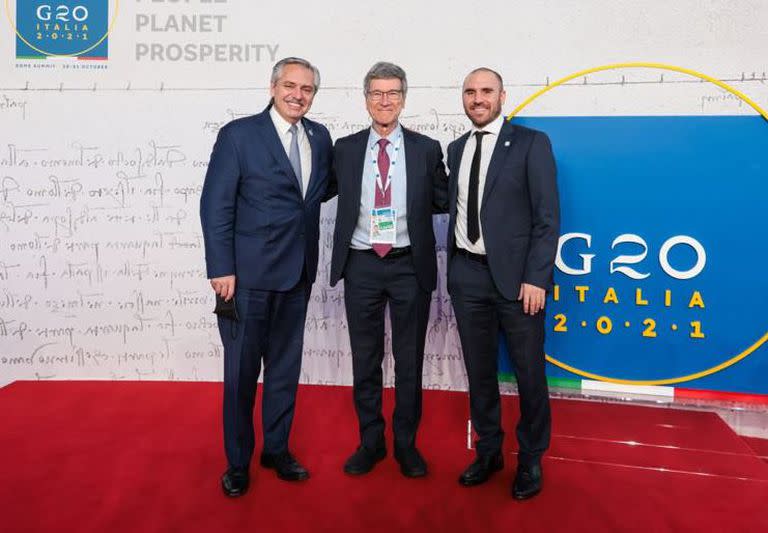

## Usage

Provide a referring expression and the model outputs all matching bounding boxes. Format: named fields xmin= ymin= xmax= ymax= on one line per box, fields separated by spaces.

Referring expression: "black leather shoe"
xmin=260 ymin=451 xmax=310 ymax=481
xmin=458 ymin=452 xmax=504 ymax=486
xmin=221 ymin=467 xmax=249 ymax=497
xmin=512 ymin=463 xmax=543 ymax=500
xmin=394 ymin=447 xmax=427 ymax=478
xmin=343 ymin=445 xmax=386 ymax=475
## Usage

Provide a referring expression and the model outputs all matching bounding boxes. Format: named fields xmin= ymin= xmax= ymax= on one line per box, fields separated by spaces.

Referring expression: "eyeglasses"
xmin=367 ymin=90 xmax=404 ymax=102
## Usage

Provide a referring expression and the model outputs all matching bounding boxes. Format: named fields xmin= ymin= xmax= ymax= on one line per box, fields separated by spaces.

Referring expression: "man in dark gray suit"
xmin=329 ymin=62 xmax=447 ymax=478
xmin=446 ymin=67 xmax=560 ymax=499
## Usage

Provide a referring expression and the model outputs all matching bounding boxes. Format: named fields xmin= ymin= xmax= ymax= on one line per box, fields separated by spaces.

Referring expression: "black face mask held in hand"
xmin=213 ymin=294 xmax=239 ymax=322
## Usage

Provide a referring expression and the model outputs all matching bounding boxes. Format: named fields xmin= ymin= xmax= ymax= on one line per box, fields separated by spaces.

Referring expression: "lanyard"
xmin=371 ymin=132 xmax=402 ymax=194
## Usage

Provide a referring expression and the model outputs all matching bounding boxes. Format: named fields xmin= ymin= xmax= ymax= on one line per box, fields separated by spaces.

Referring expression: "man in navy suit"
xmin=447 ymin=68 xmax=559 ymax=499
xmin=200 ymin=57 xmax=333 ymax=497
xmin=329 ymin=62 xmax=447 ymax=477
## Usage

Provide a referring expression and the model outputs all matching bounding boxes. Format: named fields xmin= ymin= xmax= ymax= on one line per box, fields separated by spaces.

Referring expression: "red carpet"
xmin=743 ymin=436 xmax=768 ymax=463
xmin=1 ymin=381 xmax=767 ymax=533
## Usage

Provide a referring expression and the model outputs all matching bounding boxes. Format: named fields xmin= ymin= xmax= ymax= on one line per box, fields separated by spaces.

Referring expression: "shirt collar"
xmin=270 ymin=106 xmax=303 ymax=136
xmin=470 ymin=114 xmax=504 ymax=137
xmin=368 ymin=122 xmax=403 ymax=149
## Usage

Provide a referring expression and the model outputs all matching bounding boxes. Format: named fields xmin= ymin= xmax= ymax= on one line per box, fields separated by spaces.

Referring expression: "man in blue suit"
xmin=200 ymin=57 xmax=333 ymax=497
xmin=447 ymin=68 xmax=560 ymax=499
xmin=329 ymin=62 xmax=448 ymax=478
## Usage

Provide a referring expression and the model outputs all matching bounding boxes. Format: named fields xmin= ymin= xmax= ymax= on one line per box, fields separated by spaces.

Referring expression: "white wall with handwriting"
xmin=1 ymin=0 xmax=766 ymax=387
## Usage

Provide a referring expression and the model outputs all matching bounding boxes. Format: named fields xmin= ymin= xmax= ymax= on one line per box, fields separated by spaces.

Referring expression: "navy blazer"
xmin=200 ymin=111 xmax=333 ymax=290
xmin=446 ymin=120 xmax=560 ymax=300
xmin=329 ymin=127 xmax=448 ymax=292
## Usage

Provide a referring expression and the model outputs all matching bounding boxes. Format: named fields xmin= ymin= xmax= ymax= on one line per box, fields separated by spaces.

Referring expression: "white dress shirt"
xmin=270 ymin=106 xmax=312 ymax=198
xmin=350 ymin=123 xmax=410 ymax=249
xmin=454 ymin=115 xmax=504 ymax=255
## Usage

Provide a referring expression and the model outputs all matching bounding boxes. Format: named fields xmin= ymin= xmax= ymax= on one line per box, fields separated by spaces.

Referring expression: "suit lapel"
xmin=449 ymin=132 xmax=471 ymax=219
xmin=254 ymin=111 xmax=303 ymax=197
xmin=481 ymin=120 xmax=516 ymax=209
xmin=303 ymin=117 xmax=319 ymax=199
xmin=403 ymin=128 xmax=418 ymax=218
xmin=348 ymin=129 xmax=369 ymax=214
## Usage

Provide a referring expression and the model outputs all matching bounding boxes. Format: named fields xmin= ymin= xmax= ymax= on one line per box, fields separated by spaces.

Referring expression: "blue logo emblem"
xmin=14 ymin=1 xmax=112 ymax=60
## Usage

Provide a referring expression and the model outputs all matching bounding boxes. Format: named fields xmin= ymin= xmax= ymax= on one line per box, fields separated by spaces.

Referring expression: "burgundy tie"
xmin=372 ymin=138 xmax=392 ymax=258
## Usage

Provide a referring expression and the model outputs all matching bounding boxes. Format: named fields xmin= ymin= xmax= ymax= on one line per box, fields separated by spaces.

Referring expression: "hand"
xmin=210 ymin=275 xmax=236 ymax=302
xmin=518 ymin=283 xmax=546 ymax=315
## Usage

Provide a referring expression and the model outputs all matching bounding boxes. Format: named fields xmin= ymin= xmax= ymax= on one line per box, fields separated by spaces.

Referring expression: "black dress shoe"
xmin=512 ymin=463 xmax=543 ymax=500
xmin=260 ymin=451 xmax=310 ymax=481
xmin=458 ymin=452 xmax=504 ymax=486
xmin=394 ymin=447 xmax=427 ymax=478
xmin=344 ymin=445 xmax=386 ymax=475
xmin=221 ymin=467 xmax=249 ymax=497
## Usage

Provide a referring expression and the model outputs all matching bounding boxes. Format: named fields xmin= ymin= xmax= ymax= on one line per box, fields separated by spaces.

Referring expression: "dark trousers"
xmin=220 ymin=276 xmax=310 ymax=469
xmin=343 ymin=249 xmax=431 ymax=451
xmin=448 ymin=253 xmax=551 ymax=466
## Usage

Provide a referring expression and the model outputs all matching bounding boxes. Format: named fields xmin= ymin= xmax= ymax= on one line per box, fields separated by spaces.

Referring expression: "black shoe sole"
xmin=221 ymin=479 xmax=249 ymax=497
xmin=512 ymin=485 xmax=542 ymax=500
xmin=458 ymin=461 xmax=503 ymax=487
xmin=260 ymin=461 xmax=310 ymax=481
xmin=275 ymin=471 xmax=310 ymax=482
xmin=343 ymin=449 xmax=386 ymax=475
xmin=221 ymin=469 xmax=250 ymax=497
xmin=394 ymin=450 xmax=428 ymax=478
xmin=259 ymin=454 xmax=310 ymax=481
xmin=458 ymin=474 xmax=491 ymax=487
xmin=399 ymin=466 xmax=427 ymax=478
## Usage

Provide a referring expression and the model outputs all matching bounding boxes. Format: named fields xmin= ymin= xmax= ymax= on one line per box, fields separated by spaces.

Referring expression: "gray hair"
xmin=271 ymin=57 xmax=321 ymax=93
xmin=363 ymin=61 xmax=408 ymax=96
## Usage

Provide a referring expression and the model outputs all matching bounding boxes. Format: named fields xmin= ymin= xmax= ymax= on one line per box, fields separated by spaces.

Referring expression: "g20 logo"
xmin=6 ymin=0 xmax=118 ymax=60
xmin=35 ymin=4 xmax=90 ymax=22
xmin=556 ymin=233 xmax=706 ymax=280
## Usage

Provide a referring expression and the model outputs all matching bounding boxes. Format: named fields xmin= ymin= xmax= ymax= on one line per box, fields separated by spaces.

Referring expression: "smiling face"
xmin=270 ymin=63 xmax=317 ymax=124
xmin=462 ymin=70 xmax=506 ymax=128
xmin=365 ymin=77 xmax=405 ymax=131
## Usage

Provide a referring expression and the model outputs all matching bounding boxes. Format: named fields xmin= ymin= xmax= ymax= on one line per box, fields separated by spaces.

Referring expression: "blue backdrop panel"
xmin=499 ymin=116 xmax=768 ymax=394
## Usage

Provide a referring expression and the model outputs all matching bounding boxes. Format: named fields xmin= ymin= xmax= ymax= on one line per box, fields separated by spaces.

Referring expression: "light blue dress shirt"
xmin=350 ymin=123 xmax=410 ymax=249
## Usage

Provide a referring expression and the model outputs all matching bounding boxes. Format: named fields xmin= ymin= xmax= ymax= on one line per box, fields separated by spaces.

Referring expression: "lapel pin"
xmin=308 ymin=128 xmax=314 ymax=136
xmin=504 ymin=141 xmax=510 ymax=147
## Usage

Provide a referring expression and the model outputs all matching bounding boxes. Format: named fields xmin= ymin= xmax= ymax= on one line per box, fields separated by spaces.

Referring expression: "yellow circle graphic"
xmin=4 ymin=0 xmax=120 ymax=58
xmin=506 ymin=62 xmax=768 ymax=385
xmin=506 ymin=62 xmax=768 ymax=122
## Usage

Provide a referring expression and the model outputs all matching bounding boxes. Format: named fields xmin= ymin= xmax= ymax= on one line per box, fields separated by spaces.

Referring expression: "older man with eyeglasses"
xmin=328 ymin=61 xmax=448 ymax=477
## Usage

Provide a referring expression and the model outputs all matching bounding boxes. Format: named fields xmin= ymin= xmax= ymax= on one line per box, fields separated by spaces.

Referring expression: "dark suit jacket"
xmin=446 ymin=120 xmax=560 ymax=300
xmin=200 ymin=111 xmax=333 ymax=290
xmin=329 ymin=126 xmax=448 ymax=292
